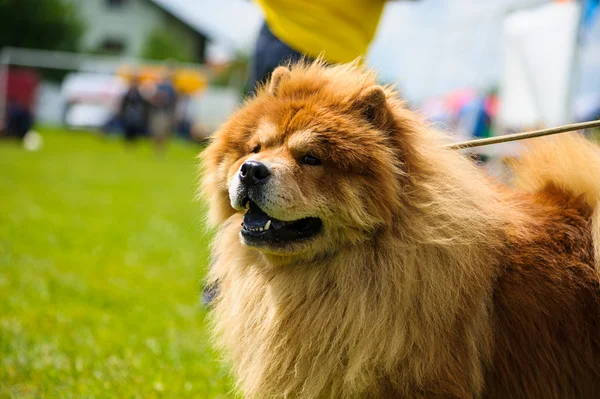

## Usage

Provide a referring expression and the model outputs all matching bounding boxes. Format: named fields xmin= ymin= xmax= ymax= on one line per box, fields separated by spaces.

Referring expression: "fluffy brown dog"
xmin=201 ymin=61 xmax=600 ymax=398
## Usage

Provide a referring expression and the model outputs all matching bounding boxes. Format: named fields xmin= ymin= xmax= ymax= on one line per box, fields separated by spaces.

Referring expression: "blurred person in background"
xmin=248 ymin=0 xmax=397 ymax=92
xmin=120 ymin=75 xmax=149 ymax=145
xmin=4 ymin=96 xmax=34 ymax=140
xmin=149 ymin=71 xmax=178 ymax=155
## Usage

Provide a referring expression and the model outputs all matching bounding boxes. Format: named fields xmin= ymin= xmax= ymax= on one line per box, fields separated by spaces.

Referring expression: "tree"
xmin=0 ymin=0 xmax=83 ymax=51
xmin=141 ymin=29 xmax=195 ymax=63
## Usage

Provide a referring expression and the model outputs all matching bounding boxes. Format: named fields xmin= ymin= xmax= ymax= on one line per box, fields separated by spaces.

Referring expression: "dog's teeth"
xmin=259 ymin=227 xmax=263 ymax=232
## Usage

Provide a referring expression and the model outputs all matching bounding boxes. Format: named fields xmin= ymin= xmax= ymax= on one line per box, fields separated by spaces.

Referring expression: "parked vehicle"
xmin=60 ymin=73 xmax=127 ymax=130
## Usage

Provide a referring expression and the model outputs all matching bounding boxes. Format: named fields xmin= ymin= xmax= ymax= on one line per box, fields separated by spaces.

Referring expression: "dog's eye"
xmin=251 ymin=144 xmax=261 ymax=154
xmin=300 ymin=154 xmax=321 ymax=166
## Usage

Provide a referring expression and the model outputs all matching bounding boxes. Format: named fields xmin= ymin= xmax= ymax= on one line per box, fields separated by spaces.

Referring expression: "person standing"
xmin=148 ymin=72 xmax=178 ymax=155
xmin=120 ymin=76 xmax=149 ymax=144
xmin=248 ymin=0 xmax=388 ymax=91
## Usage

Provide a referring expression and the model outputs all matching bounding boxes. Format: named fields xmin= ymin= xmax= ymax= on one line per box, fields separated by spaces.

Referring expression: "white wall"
xmin=71 ymin=0 xmax=163 ymax=57
xmin=369 ymin=0 xmax=548 ymax=104
xmin=188 ymin=87 xmax=240 ymax=132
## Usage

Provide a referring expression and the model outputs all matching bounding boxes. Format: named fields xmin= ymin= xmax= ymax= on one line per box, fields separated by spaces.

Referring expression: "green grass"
xmin=0 ymin=129 xmax=233 ymax=398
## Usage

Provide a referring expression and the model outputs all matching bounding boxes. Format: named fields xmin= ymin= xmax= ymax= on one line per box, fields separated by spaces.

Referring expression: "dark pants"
xmin=6 ymin=105 xmax=33 ymax=139
xmin=124 ymin=124 xmax=143 ymax=142
xmin=247 ymin=22 xmax=313 ymax=95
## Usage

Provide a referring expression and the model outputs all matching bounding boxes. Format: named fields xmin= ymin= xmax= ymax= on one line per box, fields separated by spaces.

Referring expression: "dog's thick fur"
xmin=201 ymin=61 xmax=600 ymax=398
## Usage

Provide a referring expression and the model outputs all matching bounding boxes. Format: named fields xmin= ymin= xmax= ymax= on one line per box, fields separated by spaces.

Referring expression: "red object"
xmin=484 ymin=94 xmax=499 ymax=118
xmin=444 ymin=88 xmax=477 ymax=114
xmin=6 ymin=69 xmax=39 ymax=110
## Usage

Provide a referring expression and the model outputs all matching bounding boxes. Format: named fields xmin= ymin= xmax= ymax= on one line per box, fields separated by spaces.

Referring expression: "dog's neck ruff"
xmin=209 ymin=188 xmax=511 ymax=397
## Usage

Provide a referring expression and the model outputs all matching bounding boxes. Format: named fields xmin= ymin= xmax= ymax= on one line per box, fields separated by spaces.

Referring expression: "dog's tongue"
xmin=243 ymin=202 xmax=285 ymax=229
xmin=243 ymin=204 xmax=269 ymax=229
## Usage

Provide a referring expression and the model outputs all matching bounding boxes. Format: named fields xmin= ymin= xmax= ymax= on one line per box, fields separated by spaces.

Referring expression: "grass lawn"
xmin=0 ymin=129 xmax=233 ymax=398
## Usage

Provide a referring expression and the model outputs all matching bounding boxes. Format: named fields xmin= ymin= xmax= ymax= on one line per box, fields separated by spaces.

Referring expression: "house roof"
xmin=148 ymin=0 xmax=263 ymax=53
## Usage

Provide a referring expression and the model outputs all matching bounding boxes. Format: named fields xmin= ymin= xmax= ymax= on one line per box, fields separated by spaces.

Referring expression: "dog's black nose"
xmin=239 ymin=161 xmax=271 ymax=186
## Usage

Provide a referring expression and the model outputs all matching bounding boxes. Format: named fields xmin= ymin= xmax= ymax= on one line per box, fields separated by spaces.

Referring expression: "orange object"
xmin=117 ymin=66 xmax=208 ymax=95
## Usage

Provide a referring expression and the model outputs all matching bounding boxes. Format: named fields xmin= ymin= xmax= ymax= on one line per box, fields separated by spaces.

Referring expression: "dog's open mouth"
xmin=241 ymin=200 xmax=322 ymax=246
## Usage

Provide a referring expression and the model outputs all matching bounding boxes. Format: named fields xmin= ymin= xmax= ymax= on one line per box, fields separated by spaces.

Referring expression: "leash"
xmin=445 ymin=119 xmax=600 ymax=150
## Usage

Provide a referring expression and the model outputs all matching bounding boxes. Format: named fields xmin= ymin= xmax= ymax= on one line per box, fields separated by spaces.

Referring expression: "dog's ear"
xmin=356 ymin=86 xmax=390 ymax=128
xmin=269 ymin=66 xmax=291 ymax=96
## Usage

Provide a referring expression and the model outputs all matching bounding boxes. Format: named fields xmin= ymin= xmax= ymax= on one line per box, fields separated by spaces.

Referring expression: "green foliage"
xmin=0 ymin=0 xmax=83 ymax=51
xmin=141 ymin=29 xmax=195 ymax=63
xmin=0 ymin=130 xmax=234 ymax=398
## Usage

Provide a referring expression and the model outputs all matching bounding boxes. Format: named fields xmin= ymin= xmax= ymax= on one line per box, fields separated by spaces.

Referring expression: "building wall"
xmin=70 ymin=0 xmax=203 ymax=61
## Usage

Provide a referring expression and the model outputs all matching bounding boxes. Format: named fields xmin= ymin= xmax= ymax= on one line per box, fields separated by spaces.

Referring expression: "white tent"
xmin=499 ymin=1 xmax=581 ymax=128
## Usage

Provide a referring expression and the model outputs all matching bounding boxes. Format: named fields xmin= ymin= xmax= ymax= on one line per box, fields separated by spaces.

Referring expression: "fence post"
xmin=0 ymin=48 xmax=10 ymax=132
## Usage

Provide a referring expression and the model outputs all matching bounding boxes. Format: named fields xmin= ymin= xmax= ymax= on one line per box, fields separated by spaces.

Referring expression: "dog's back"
xmin=484 ymin=135 xmax=600 ymax=398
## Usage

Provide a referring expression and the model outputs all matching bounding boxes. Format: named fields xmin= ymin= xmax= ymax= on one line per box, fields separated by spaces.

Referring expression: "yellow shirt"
xmin=255 ymin=0 xmax=386 ymax=63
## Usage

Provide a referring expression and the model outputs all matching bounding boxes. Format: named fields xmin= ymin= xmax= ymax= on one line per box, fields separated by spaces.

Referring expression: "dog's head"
xmin=202 ymin=62 xmax=416 ymax=257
